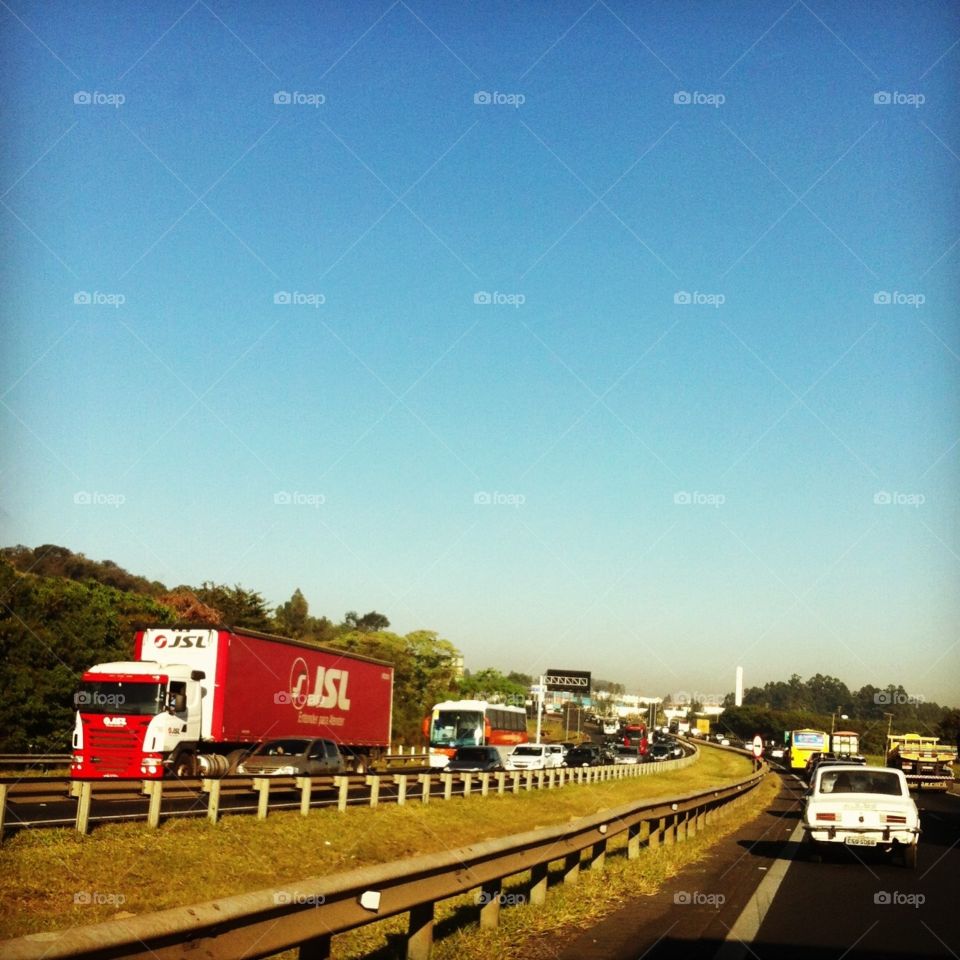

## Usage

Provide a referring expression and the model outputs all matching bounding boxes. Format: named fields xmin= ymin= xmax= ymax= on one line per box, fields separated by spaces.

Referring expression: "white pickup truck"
xmin=801 ymin=765 xmax=920 ymax=868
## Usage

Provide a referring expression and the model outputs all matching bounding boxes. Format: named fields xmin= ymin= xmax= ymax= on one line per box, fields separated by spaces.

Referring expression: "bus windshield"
xmin=75 ymin=681 xmax=165 ymax=716
xmin=431 ymin=710 xmax=484 ymax=747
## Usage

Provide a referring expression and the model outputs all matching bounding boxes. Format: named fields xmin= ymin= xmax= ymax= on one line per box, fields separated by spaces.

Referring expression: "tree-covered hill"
xmin=0 ymin=546 xmax=463 ymax=751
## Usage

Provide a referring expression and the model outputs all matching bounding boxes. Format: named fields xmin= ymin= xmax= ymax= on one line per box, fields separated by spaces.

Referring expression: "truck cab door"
xmin=166 ymin=680 xmax=202 ymax=743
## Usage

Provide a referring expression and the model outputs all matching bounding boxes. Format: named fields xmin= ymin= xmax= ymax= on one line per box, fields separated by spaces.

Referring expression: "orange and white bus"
xmin=423 ymin=699 xmax=528 ymax=767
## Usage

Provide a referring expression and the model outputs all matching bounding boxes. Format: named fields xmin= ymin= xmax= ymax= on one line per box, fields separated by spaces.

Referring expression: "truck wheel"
xmin=173 ymin=753 xmax=197 ymax=779
xmin=225 ymin=749 xmax=248 ymax=774
xmin=903 ymin=844 xmax=917 ymax=870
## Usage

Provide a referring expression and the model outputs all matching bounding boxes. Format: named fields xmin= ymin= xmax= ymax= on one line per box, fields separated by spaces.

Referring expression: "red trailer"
xmin=70 ymin=625 xmax=393 ymax=779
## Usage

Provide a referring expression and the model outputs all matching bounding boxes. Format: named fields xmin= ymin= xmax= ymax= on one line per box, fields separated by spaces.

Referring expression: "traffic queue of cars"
xmin=444 ymin=735 xmax=688 ymax=771
xmin=233 ymin=734 xmax=688 ymax=776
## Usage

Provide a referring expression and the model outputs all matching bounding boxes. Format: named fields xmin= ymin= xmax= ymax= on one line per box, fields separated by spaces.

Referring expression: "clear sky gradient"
xmin=2 ymin=1 xmax=958 ymax=704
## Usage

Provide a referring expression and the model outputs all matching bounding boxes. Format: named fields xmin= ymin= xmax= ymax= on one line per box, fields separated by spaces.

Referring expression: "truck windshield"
xmin=76 ymin=681 xmax=164 ymax=716
xmin=431 ymin=710 xmax=484 ymax=747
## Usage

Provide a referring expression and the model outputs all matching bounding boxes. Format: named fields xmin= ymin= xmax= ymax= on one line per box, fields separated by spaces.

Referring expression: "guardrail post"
xmin=75 ymin=780 xmax=92 ymax=835
xmin=529 ymin=862 xmax=549 ymax=905
xmin=648 ymin=817 xmax=661 ymax=849
xmin=253 ymin=778 xmax=270 ymax=820
xmin=525 ymin=772 xmax=533 ymax=792
xmin=590 ymin=837 xmax=607 ymax=870
xmin=0 ymin=783 xmax=7 ymax=842
xmin=205 ymin=779 xmax=222 ymax=823
xmin=334 ymin=775 xmax=350 ymax=812
xmin=294 ymin=777 xmax=311 ymax=817
xmin=441 ymin=773 xmax=453 ymax=800
xmin=480 ymin=772 xmax=490 ymax=796
xmin=546 ymin=769 xmax=555 ymax=790
xmin=627 ymin=822 xmax=643 ymax=858
xmin=563 ymin=851 xmax=580 ymax=885
xmin=143 ymin=781 xmax=163 ymax=829
xmin=394 ymin=774 xmax=408 ymax=805
xmin=557 ymin=769 xmax=566 ymax=788
xmin=535 ymin=770 xmax=544 ymax=791
xmin=664 ymin=813 xmax=676 ymax=845
xmin=478 ymin=880 xmax=502 ymax=929
xmin=407 ymin=902 xmax=434 ymax=960
xmin=495 ymin=772 xmax=506 ymax=795
xmin=688 ymin=807 xmax=698 ymax=837
xmin=463 ymin=773 xmax=473 ymax=797
xmin=511 ymin=773 xmax=521 ymax=794
xmin=299 ymin=932 xmax=332 ymax=959
xmin=419 ymin=774 xmax=432 ymax=804
xmin=366 ymin=775 xmax=380 ymax=808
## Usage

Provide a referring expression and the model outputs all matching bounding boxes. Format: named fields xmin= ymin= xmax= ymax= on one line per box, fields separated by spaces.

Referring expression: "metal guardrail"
xmin=0 ymin=750 xmax=698 ymax=839
xmin=1 ymin=752 xmax=765 ymax=960
xmin=0 ymin=754 xmax=71 ymax=767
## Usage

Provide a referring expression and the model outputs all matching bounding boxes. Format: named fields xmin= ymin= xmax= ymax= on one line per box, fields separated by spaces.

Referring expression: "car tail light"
xmin=815 ymin=812 xmax=837 ymax=821
xmin=883 ymin=814 xmax=907 ymax=824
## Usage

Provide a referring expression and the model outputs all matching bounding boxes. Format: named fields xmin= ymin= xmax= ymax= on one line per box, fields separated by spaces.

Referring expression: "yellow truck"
xmin=886 ymin=733 xmax=958 ymax=790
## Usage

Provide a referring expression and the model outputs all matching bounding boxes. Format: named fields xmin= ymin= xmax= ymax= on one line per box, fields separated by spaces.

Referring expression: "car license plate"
xmin=845 ymin=836 xmax=877 ymax=847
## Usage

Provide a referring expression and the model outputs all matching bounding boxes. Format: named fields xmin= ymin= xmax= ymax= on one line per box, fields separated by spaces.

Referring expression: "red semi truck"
xmin=70 ymin=625 xmax=394 ymax=779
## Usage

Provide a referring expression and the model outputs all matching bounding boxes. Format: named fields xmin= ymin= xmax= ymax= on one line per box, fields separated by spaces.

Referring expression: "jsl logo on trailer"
xmin=288 ymin=657 xmax=352 ymax=710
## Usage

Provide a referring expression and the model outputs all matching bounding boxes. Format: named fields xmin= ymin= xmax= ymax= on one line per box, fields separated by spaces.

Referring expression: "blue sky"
xmin=2 ymin=1 xmax=958 ymax=705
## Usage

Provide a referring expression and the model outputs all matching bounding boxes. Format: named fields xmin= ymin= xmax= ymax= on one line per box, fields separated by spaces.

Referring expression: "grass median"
xmin=0 ymin=748 xmax=755 ymax=942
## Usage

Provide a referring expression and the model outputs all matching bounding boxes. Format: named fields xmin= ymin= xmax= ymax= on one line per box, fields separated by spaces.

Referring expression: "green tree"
xmin=458 ymin=668 xmax=527 ymax=703
xmin=0 ymin=559 xmax=175 ymax=752
xmin=192 ymin=582 xmax=272 ymax=631
xmin=343 ymin=610 xmax=391 ymax=632
xmin=274 ymin=588 xmax=309 ymax=638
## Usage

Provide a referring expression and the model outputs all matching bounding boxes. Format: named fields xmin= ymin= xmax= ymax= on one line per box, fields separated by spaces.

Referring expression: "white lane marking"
xmin=712 ymin=799 xmax=806 ymax=959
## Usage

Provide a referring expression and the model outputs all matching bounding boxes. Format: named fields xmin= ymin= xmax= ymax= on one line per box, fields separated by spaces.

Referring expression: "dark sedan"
xmin=445 ymin=746 xmax=505 ymax=772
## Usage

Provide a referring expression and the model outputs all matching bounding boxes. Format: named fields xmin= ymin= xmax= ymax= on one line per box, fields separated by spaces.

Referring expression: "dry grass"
xmin=0 ymin=748 xmax=756 ymax=945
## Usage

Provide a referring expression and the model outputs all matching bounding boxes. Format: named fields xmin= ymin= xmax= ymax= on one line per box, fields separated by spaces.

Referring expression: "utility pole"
xmin=534 ymin=675 xmax=544 ymax=744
